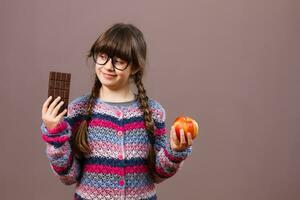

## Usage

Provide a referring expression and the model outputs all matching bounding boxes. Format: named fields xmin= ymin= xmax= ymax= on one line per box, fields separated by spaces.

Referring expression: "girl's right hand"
xmin=41 ymin=96 xmax=68 ymax=130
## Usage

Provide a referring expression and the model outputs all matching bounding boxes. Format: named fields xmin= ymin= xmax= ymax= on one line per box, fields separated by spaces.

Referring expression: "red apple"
xmin=173 ymin=116 xmax=199 ymax=141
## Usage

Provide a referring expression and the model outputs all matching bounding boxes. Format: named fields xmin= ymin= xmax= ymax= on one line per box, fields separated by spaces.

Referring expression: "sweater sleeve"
xmin=40 ymin=99 xmax=84 ymax=185
xmin=150 ymin=102 xmax=192 ymax=183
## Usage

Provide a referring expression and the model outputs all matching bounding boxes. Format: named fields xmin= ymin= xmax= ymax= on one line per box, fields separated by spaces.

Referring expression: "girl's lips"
xmin=102 ymin=72 xmax=117 ymax=79
xmin=104 ymin=73 xmax=116 ymax=76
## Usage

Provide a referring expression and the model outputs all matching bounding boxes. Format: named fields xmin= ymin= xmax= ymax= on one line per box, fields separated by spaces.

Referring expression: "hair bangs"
xmin=93 ymin=29 xmax=133 ymax=63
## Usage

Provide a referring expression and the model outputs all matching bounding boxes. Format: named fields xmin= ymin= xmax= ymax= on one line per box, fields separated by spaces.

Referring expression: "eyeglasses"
xmin=92 ymin=52 xmax=129 ymax=71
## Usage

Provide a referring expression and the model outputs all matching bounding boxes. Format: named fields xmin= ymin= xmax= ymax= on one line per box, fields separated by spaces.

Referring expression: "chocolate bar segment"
xmin=48 ymin=71 xmax=71 ymax=116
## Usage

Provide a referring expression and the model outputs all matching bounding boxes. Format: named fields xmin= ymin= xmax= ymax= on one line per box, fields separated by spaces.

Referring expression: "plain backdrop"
xmin=1 ymin=0 xmax=299 ymax=199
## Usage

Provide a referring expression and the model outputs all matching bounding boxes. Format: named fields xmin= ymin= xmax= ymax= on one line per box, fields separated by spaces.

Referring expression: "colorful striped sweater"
xmin=40 ymin=93 xmax=192 ymax=200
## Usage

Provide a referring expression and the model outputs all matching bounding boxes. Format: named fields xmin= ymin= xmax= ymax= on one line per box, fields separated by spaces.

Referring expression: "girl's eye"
xmin=99 ymin=53 xmax=108 ymax=59
xmin=116 ymin=60 xmax=124 ymax=64
xmin=115 ymin=58 xmax=126 ymax=64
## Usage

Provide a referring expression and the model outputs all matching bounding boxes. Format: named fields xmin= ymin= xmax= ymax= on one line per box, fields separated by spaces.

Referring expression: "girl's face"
xmin=95 ymin=55 xmax=133 ymax=90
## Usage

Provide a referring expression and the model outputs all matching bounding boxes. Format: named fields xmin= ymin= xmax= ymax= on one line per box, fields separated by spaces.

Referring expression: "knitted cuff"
xmin=40 ymin=120 xmax=70 ymax=136
xmin=40 ymin=120 xmax=72 ymax=145
xmin=164 ymin=142 xmax=192 ymax=163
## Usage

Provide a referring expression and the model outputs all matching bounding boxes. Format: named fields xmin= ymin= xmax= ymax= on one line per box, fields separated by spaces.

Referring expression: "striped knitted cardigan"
xmin=40 ymin=94 xmax=192 ymax=200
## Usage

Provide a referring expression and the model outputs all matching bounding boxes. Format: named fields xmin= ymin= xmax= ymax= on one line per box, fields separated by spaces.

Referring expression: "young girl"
xmin=40 ymin=22 xmax=193 ymax=200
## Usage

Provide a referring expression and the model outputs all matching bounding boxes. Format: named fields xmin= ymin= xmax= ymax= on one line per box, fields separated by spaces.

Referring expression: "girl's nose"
xmin=103 ymin=58 xmax=115 ymax=71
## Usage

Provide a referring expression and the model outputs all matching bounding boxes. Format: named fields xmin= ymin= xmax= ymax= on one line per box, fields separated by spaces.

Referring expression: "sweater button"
xmin=116 ymin=111 xmax=123 ymax=118
xmin=117 ymin=131 xmax=123 ymax=137
xmin=119 ymin=179 xmax=125 ymax=186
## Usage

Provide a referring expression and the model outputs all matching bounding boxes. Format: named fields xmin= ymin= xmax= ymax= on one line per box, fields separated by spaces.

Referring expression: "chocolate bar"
xmin=48 ymin=71 xmax=71 ymax=116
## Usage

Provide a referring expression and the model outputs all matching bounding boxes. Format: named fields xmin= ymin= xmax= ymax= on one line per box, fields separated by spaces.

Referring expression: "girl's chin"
xmin=99 ymin=76 xmax=119 ymax=87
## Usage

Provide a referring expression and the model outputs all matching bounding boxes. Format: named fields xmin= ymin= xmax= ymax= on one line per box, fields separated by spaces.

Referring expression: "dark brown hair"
xmin=71 ymin=23 xmax=156 ymax=163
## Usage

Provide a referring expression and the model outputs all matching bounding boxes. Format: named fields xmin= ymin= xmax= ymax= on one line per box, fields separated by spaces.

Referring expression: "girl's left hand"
xmin=170 ymin=126 xmax=193 ymax=151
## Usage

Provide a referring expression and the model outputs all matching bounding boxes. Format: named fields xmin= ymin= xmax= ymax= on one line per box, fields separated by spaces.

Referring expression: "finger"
xmin=42 ymin=96 xmax=52 ymax=116
xmin=171 ymin=126 xmax=180 ymax=146
xmin=55 ymin=108 xmax=68 ymax=120
xmin=51 ymin=101 xmax=64 ymax=117
xmin=187 ymin=132 xmax=193 ymax=146
xmin=47 ymin=96 xmax=62 ymax=114
xmin=180 ymin=129 xmax=187 ymax=146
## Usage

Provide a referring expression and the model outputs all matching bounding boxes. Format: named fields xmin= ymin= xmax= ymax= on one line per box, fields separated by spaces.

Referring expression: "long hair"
xmin=71 ymin=23 xmax=155 ymax=164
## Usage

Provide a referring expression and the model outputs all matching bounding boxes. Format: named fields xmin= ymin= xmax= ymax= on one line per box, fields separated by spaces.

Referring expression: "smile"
xmin=102 ymin=72 xmax=117 ymax=79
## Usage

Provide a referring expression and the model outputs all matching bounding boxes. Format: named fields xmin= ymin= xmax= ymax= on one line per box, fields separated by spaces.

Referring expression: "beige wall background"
xmin=1 ymin=0 xmax=299 ymax=199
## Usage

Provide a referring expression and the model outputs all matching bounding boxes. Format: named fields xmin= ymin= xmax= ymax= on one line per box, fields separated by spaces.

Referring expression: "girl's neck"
xmin=99 ymin=86 xmax=136 ymax=103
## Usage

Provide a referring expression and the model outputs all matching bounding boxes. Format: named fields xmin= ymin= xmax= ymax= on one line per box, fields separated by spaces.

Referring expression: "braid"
xmin=133 ymin=71 xmax=156 ymax=173
xmin=72 ymin=74 xmax=102 ymax=159
xmin=133 ymin=71 xmax=155 ymax=138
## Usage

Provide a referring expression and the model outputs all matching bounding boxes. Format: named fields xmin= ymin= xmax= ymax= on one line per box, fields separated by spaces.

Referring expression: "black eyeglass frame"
xmin=92 ymin=52 xmax=130 ymax=71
